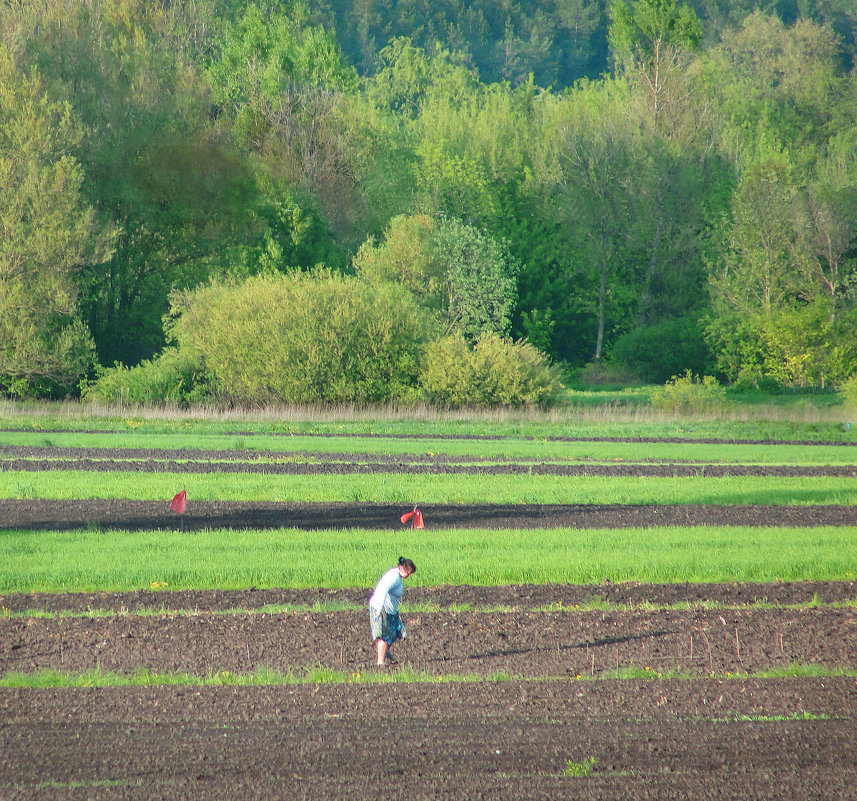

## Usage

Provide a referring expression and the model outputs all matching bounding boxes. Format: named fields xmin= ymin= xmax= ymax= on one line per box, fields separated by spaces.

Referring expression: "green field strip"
xmin=3 ymin=430 xmax=857 ymax=465
xmin=1 ymin=525 xmax=854 ymax=594
xmin=2 ymin=469 xmax=856 ymax=505
xmin=4 ymin=597 xmax=856 ymax=620
xmin=2 ymin=664 xmax=856 ymax=689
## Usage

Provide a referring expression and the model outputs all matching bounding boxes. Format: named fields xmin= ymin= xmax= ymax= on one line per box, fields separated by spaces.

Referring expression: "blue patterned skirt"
xmin=370 ymin=608 xmax=406 ymax=645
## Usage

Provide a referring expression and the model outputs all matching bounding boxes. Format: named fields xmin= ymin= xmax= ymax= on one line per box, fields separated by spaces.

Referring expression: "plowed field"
xmin=2 ymin=581 xmax=857 ymax=800
xmin=2 ymin=436 xmax=856 ymax=799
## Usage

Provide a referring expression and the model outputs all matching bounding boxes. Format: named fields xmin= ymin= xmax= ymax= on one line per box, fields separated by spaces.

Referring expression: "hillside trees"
xmin=0 ymin=46 xmax=107 ymax=397
xmin=704 ymin=15 xmax=857 ymax=386
xmin=3 ymin=0 xmax=258 ymax=367
xmin=207 ymin=1 xmax=360 ymax=258
xmin=609 ymin=0 xmax=702 ymax=125
xmin=354 ymin=215 xmax=518 ymax=342
xmin=3 ymin=2 xmax=857 ymax=402
xmin=532 ymin=79 xmax=647 ymax=363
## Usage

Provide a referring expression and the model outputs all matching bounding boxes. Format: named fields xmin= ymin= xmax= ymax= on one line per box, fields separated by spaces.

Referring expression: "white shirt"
xmin=369 ymin=566 xmax=404 ymax=614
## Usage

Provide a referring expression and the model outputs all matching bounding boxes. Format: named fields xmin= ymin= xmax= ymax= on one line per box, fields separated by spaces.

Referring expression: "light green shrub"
xmin=839 ymin=374 xmax=857 ymax=409
xmin=420 ymin=333 xmax=563 ymax=408
xmin=650 ymin=370 xmax=728 ymax=414
xmin=169 ymin=269 xmax=435 ymax=405
xmin=81 ymin=348 xmax=213 ymax=406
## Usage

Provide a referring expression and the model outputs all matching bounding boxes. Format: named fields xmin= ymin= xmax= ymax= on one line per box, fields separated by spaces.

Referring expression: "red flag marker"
xmin=171 ymin=489 xmax=187 ymax=515
xmin=401 ymin=507 xmax=424 ymax=528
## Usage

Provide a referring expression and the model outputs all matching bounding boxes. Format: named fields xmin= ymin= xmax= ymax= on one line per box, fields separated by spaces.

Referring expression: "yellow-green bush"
xmin=169 ymin=270 xmax=434 ymax=405
xmin=839 ymin=373 xmax=857 ymax=409
xmin=650 ymin=370 xmax=728 ymax=414
xmin=420 ymin=333 xmax=563 ymax=408
xmin=82 ymin=348 xmax=213 ymax=406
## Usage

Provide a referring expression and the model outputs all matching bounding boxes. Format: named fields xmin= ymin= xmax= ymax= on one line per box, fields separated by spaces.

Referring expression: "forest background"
xmin=2 ymin=0 xmax=857 ymax=407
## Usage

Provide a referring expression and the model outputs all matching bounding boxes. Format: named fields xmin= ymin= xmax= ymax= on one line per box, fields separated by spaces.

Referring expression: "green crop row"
xmin=2 ymin=663 xmax=855 ymax=690
xmin=3 ymin=428 xmax=857 ymax=466
xmin=3 ymin=469 xmax=856 ymax=506
xmin=1 ymin=525 xmax=854 ymax=594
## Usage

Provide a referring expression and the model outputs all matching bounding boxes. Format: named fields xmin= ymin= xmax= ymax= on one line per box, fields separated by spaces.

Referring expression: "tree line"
xmin=1 ymin=0 xmax=856 ymax=404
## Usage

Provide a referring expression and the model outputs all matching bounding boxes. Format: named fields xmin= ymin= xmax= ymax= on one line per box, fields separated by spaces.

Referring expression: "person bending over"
xmin=369 ymin=556 xmax=416 ymax=666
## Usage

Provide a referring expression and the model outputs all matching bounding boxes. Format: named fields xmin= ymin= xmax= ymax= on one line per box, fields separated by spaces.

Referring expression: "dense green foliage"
xmin=2 ymin=0 xmax=857 ymax=402
xmin=168 ymin=270 xmax=431 ymax=405
xmin=420 ymin=333 xmax=562 ymax=408
xmin=650 ymin=370 xmax=727 ymax=413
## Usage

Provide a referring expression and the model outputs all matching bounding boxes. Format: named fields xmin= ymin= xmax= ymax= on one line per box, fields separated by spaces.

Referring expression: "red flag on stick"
xmin=400 ymin=507 xmax=424 ymax=528
xmin=171 ymin=488 xmax=187 ymax=515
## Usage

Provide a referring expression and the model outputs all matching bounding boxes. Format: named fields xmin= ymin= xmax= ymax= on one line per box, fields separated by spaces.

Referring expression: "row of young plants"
xmin=3 ymin=663 xmax=854 ymax=690
xmin=4 ymin=470 xmax=856 ymax=505
xmin=2 ymin=511 xmax=855 ymax=595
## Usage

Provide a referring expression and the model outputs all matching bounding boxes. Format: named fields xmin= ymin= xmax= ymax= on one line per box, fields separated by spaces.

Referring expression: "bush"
xmin=612 ymin=315 xmax=713 ymax=384
xmin=570 ymin=361 xmax=640 ymax=390
xmin=81 ymin=348 xmax=213 ymax=406
xmin=839 ymin=373 xmax=857 ymax=409
xmin=420 ymin=333 xmax=563 ymax=408
xmin=169 ymin=270 xmax=435 ymax=405
xmin=650 ymin=370 xmax=728 ymax=414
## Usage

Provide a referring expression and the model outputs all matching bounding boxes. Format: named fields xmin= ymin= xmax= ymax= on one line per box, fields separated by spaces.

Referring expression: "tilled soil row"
xmin=1 ymin=680 xmax=856 ymax=800
xmin=5 ymin=456 xmax=857 ymax=477
xmin=3 ymin=606 xmax=856 ymax=677
xmin=3 ymin=580 xmax=856 ymax=615
xmin=3 ymin=498 xmax=857 ymax=532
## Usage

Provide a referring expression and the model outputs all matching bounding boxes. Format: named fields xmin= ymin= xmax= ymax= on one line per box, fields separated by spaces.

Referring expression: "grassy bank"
xmin=1 ymin=399 xmax=855 ymax=442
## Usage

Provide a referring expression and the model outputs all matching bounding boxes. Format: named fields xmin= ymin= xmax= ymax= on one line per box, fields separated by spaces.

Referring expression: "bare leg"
xmin=375 ymin=638 xmax=388 ymax=666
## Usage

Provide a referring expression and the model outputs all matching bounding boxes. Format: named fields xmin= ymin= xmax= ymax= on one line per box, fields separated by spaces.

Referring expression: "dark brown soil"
xmin=3 ymin=498 xmax=857 ymax=532
xmin=2 ymin=678 xmax=857 ymax=800
xmin=5 ymin=453 xmax=857 ymax=478
xmin=3 ymin=444 xmax=857 ymax=477
xmin=3 ymin=580 xmax=856 ymax=615
xmin=3 ymin=597 xmax=857 ymax=678
xmin=2 ymin=585 xmax=857 ymax=799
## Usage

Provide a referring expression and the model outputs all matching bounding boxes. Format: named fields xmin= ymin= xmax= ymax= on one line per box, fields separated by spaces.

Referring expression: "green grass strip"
xmin=3 ymin=470 xmax=857 ymax=505
xmin=0 ymin=666 xmax=515 ymax=688
xmin=1 ymin=525 xmax=855 ymax=594
xmin=3 ymin=429 xmax=856 ymax=465
xmin=2 ymin=663 xmax=855 ymax=689
xmin=1 ymin=400 xmax=853 ymax=440
xmin=5 ymin=597 xmax=857 ymax=620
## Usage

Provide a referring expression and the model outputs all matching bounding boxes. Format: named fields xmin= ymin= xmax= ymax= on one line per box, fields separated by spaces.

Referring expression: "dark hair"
xmin=398 ymin=556 xmax=416 ymax=574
